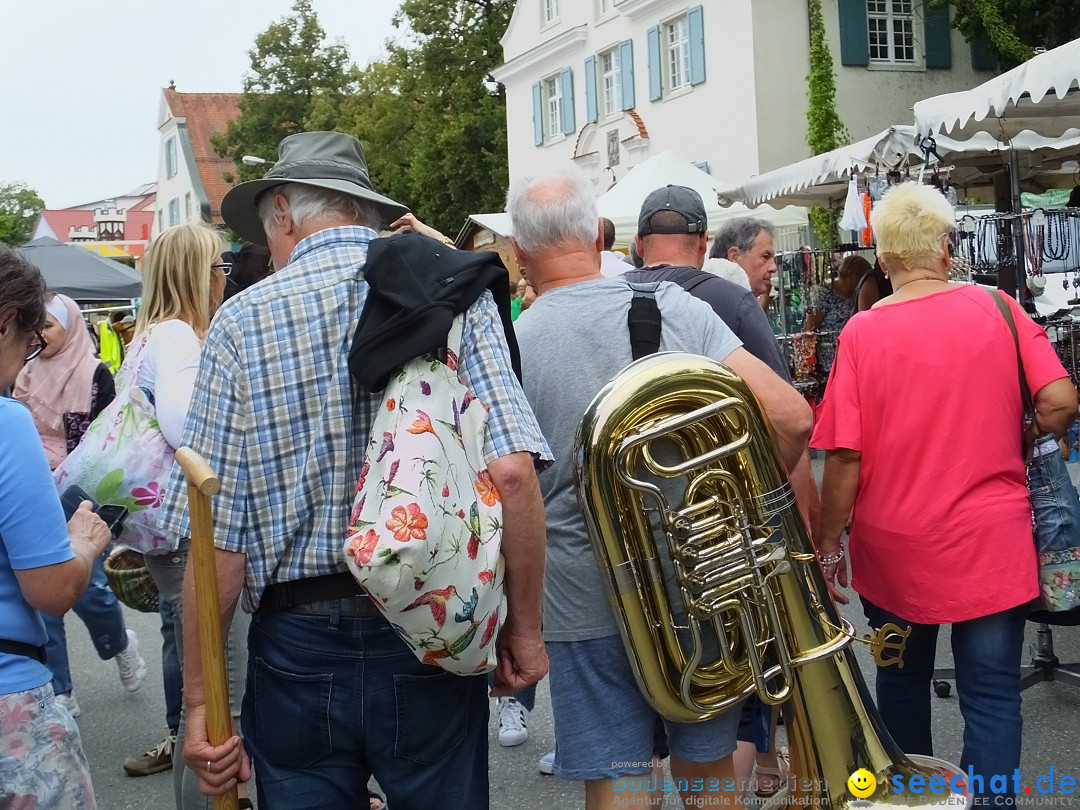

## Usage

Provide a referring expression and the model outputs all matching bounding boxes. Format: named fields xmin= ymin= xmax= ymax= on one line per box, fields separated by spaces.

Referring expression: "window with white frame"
xmin=598 ymin=47 xmax=621 ymax=119
xmin=168 ymin=198 xmax=180 ymax=227
xmin=664 ymin=14 xmax=691 ymax=92
xmin=543 ymin=75 xmax=563 ymax=140
xmin=543 ymin=0 xmax=559 ymax=25
xmin=597 ymin=0 xmax=614 ymax=16
xmin=867 ymin=0 xmax=916 ymax=65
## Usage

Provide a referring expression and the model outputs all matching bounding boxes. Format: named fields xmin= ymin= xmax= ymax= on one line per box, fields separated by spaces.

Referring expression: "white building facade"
xmin=492 ymin=0 xmax=996 ymax=192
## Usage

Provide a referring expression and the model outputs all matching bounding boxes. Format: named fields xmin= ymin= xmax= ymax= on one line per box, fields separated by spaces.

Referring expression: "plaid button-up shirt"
xmin=157 ymin=226 xmax=551 ymax=612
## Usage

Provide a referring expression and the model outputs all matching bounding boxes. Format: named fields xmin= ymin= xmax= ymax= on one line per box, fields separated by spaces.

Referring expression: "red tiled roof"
xmin=163 ymin=89 xmax=241 ymax=223
xmin=38 ymin=208 xmax=155 ymax=243
xmin=129 ymin=195 xmax=156 ymax=212
xmin=40 ymin=209 xmax=93 ymax=239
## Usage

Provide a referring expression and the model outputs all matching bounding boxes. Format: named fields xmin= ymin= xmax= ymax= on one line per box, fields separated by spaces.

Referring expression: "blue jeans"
xmin=144 ymin=542 xmax=248 ymax=810
xmin=861 ymin=596 xmax=1028 ymax=800
xmin=43 ymin=555 xmax=128 ymax=695
xmin=1028 ymin=439 xmax=1080 ymax=555
xmin=245 ymin=604 xmax=490 ymax=809
xmin=160 ymin=595 xmax=182 ymax=732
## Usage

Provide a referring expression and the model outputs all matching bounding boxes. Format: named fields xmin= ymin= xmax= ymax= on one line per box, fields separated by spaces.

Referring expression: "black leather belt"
xmin=0 ymin=638 xmax=47 ymax=662
xmin=258 ymin=572 xmax=378 ymax=616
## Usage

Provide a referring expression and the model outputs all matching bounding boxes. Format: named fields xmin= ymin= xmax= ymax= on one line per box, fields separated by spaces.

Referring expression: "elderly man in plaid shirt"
xmin=157 ymin=132 xmax=551 ymax=809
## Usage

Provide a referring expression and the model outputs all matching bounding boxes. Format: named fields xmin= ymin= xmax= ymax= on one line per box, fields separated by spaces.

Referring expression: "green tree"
xmin=212 ymin=0 xmax=355 ymax=183
xmin=805 ymin=0 xmax=847 ymax=246
xmin=340 ymin=0 xmax=514 ymax=235
xmin=0 ymin=182 xmax=45 ymax=247
xmin=930 ymin=0 xmax=1080 ymax=69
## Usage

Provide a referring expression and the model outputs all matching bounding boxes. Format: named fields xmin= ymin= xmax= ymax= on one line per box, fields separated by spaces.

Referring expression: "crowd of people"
xmin=1 ymin=130 xmax=1076 ymax=810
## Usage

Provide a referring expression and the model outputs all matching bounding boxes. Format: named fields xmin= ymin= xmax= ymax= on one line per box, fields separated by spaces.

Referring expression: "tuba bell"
xmin=573 ymin=352 xmax=968 ymax=808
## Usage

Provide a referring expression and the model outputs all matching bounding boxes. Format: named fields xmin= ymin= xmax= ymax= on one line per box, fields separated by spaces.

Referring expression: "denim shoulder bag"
xmin=988 ymin=290 xmax=1080 ymax=612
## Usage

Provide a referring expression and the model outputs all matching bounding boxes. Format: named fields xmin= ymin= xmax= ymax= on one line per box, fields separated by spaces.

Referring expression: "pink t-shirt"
xmin=811 ymin=286 xmax=1068 ymax=623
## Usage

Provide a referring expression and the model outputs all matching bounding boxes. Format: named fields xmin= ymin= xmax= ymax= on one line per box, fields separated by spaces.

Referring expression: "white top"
xmin=136 ymin=320 xmax=201 ymax=449
xmin=600 ymin=250 xmax=630 ymax=277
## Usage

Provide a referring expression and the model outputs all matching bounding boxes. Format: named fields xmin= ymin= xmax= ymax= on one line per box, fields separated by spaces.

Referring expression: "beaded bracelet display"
xmin=817 ymin=547 xmax=845 ymax=567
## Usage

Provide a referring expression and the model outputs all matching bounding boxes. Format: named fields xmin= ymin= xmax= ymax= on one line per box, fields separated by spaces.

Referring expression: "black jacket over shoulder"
xmin=349 ymin=232 xmax=521 ymax=393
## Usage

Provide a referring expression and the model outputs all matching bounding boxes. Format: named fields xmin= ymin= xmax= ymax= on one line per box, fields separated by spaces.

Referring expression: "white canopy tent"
xmin=717 ymin=125 xmax=1080 ymax=210
xmin=914 ymin=38 xmax=1080 ymax=141
xmin=596 ymin=151 xmax=808 ymax=247
xmin=914 ymin=38 xmax=1080 ymax=298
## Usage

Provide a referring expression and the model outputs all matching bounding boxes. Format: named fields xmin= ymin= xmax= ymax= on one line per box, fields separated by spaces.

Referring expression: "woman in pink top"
xmin=812 ymin=183 xmax=1077 ymax=798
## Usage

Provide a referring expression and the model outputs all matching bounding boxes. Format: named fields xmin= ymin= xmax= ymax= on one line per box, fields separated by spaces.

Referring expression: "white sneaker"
xmin=497 ymin=696 xmax=529 ymax=747
xmin=539 ymin=750 xmax=555 ymax=775
xmin=55 ymin=691 xmax=81 ymax=718
xmin=114 ymin=629 xmax=147 ymax=692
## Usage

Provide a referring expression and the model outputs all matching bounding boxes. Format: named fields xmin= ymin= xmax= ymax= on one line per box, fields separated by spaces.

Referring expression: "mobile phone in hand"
xmin=95 ymin=504 xmax=129 ymax=541
xmin=60 ymin=486 xmax=98 ymax=522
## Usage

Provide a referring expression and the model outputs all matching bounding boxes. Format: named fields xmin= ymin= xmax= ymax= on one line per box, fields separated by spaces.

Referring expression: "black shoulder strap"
xmin=627 ymin=283 xmax=663 ymax=360
xmin=650 ymin=265 xmax=714 ymax=295
xmin=0 ymin=638 xmax=47 ymax=662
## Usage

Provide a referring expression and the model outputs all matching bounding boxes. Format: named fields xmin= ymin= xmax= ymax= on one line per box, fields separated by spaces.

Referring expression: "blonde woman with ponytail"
xmin=116 ymin=224 xmax=251 ymax=810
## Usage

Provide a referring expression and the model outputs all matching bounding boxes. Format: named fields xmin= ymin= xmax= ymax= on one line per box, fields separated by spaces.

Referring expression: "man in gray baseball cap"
xmin=636 ymin=184 xmax=708 ymax=236
xmin=158 ymin=131 xmax=551 ymax=808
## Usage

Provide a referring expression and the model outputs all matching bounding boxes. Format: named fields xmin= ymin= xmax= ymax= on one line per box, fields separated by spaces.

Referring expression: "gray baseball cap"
xmin=220 ymin=131 xmax=409 ymax=245
xmin=637 ymin=185 xmax=708 ymax=236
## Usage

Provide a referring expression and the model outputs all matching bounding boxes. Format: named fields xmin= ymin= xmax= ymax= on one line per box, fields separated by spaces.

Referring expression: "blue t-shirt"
xmin=0 ymin=398 xmax=74 ymax=694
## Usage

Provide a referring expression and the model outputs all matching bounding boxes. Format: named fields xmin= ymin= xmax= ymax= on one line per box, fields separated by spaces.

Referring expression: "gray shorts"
xmin=547 ymin=634 xmax=743 ymax=781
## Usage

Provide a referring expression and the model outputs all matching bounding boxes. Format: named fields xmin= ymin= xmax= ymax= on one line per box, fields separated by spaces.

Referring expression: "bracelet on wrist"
xmin=817 ymin=546 xmax=845 ymax=566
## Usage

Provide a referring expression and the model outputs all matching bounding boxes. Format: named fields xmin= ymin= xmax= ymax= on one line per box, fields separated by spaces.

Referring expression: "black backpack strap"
xmin=627 ymin=282 xmax=663 ymax=360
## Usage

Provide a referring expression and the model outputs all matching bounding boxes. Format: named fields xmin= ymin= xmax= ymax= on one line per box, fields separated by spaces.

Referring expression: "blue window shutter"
xmin=837 ymin=0 xmax=869 ymax=66
xmin=619 ymin=39 xmax=635 ymax=109
xmin=532 ymin=81 xmax=544 ymax=145
xmin=647 ymin=25 xmax=662 ymax=101
xmin=970 ymin=29 xmax=997 ymax=71
xmin=924 ymin=5 xmax=952 ymax=68
xmin=560 ymin=67 xmax=576 ymax=135
xmin=585 ymin=56 xmax=598 ymax=123
xmin=688 ymin=5 xmax=706 ymax=86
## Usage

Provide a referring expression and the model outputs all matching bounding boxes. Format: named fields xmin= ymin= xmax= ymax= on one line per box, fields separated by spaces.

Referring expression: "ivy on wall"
xmin=805 ymin=0 xmax=849 ymax=246
xmin=928 ymin=0 xmax=1035 ymax=67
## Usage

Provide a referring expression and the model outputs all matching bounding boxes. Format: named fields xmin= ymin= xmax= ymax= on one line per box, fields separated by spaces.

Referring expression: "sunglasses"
xmin=25 ymin=328 xmax=47 ymax=362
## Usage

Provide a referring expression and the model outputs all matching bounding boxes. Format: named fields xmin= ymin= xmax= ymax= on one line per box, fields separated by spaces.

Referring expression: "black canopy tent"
xmin=17 ymin=236 xmax=142 ymax=301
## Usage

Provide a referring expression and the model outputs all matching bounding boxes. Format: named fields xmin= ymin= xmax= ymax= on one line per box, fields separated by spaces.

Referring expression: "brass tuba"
xmin=573 ymin=352 xmax=968 ymax=808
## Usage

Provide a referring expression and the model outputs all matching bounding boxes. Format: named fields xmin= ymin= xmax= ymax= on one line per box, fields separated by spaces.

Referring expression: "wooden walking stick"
xmin=175 ymin=447 xmax=239 ymax=810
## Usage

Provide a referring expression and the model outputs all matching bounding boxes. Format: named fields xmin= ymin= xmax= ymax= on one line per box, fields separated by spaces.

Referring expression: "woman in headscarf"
xmin=15 ymin=294 xmax=114 ymax=469
xmin=14 ymin=293 xmax=146 ymax=717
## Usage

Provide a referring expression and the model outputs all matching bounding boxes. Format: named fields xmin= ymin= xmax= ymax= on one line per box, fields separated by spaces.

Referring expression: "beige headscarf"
xmin=14 ymin=294 xmax=101 ymax=468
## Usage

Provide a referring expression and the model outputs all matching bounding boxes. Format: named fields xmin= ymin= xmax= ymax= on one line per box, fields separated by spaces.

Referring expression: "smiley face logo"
xmin=848 ymin=768 xmax=877 ymax=798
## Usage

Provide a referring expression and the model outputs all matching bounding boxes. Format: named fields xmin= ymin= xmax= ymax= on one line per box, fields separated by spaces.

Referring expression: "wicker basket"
xmin=103 ymin=548 xmax=159 ymax=613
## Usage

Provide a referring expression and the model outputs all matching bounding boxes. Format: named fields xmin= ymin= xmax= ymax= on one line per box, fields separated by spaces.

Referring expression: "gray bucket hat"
xmin=220 ymin=131 xmax=409 ymax=245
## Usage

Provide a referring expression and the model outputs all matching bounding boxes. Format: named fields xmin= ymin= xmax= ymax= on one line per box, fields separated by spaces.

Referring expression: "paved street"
xmin=67 ymin=459 xmax=1080 ymax=808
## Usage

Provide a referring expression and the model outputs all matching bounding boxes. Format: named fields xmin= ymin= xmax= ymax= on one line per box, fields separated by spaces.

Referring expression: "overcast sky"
xmin=0 ymin=0 xmax=403 ymax=208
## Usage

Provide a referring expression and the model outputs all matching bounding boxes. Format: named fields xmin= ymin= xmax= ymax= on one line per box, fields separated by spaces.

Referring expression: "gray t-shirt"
xmin=625 ymin=266 xmax=791 ymax=382
xmin=514 ymin=278 xmax=743 ymax=642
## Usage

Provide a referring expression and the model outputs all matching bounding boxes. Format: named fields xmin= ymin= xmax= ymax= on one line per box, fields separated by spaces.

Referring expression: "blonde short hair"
xmin=870 ymin=182 xmax=955 ymax=274
xmin=137 ymin=223 xmax=227 ymax=339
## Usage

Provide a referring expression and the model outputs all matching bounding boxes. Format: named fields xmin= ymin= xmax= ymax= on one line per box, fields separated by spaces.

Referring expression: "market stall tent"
xmin=18 ymin=236 xmax=142 ymax=301
xmin=596 ymin=151 xmax=808 ymax=247
xmin=717 ymin=126 xmax=1080 ymax=210
xmin=913 ymin=38 xmax=1080 ymax=141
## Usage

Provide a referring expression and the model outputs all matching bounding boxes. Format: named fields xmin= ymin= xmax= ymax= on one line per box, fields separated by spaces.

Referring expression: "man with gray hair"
xmin=711 ymin=217 xmax=777 ymax=298
xmin=509 ymin=168 xmax=812 ymax=810
xmin=157 ymin=132 xmax=551 ymax=808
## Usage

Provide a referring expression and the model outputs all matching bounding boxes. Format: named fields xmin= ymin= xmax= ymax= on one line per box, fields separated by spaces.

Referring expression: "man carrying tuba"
xmin=507 ymin=168 xmax=813 ymax=809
